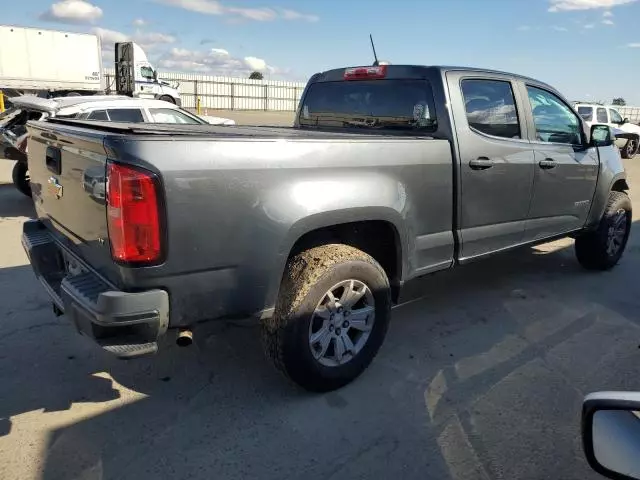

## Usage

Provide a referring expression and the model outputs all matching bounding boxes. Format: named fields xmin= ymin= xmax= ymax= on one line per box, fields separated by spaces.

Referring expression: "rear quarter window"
xmin=577 ymin=106 xmax=593 ymax=121
xmin=106 ymin=109 xmax=145 ymax=123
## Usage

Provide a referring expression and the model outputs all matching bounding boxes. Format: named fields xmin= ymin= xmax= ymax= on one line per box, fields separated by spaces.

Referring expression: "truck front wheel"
xmin=159 ymin=95 xmax=175 ymax=104
xmin=575 ymin=191 xmax=632 ymax=270
xmin=262 ymin=244 xmax=391 ymax=392
xmin=12 ymin=161 xmax=31 ymax=197
xmin=621 ymin=138 xmax=638 ymax=159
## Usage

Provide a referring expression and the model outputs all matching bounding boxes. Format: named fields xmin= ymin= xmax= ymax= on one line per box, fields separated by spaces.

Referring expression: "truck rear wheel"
xmin=621 ymin=139 xmax=638 ymax=159
xmin=159 ymin=95 xmax=175 ymax=104
xmin=575 ymin=191 xmax=631 ymax=270
xmin=262 ymin=244 xmax=391 ymax=392
xmin=12 ymin=161 xmax=31 ymax=197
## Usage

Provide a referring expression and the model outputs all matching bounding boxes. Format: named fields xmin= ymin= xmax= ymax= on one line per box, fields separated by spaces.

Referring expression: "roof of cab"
xmin=313 ymin=64 xmax=554 ymax=90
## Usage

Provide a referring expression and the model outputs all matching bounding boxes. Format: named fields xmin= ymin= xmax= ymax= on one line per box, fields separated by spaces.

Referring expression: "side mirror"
xmin=582 ymin=392 xmax=640 ymax=480
xmin=623 ymin=118 xmax=630 ymax=125
xmin=591 ymin=124 xmax=614 ymax=147
xmin=153 ymin=70 xmax=158 ymax=81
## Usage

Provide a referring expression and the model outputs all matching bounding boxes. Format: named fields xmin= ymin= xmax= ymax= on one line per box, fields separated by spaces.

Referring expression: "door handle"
xmin=538 ymin=158 xmax=557 ymax=170
xmin=469 ymin=157 xmax=494 ymax=170
xmin=46 ymin=146 xmax=62 ymax=175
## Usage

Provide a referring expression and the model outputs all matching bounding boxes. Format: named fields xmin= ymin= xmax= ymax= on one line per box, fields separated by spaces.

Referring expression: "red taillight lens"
xmin=107 ymin=162 xmax=162 ymax=264
xmin=343 ymin=65 xmax=387 ymax=80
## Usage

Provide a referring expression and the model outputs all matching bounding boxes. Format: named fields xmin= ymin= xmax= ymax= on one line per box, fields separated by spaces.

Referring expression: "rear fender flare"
xmin=263 ymin=207 xmax=408 ymax=315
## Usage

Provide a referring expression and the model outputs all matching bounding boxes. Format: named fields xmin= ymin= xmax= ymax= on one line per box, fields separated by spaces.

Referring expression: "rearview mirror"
xmin=582 ymin=392 xmax=640 ymax=479
xmin=591 ymin=124 xmax=614 ymax=147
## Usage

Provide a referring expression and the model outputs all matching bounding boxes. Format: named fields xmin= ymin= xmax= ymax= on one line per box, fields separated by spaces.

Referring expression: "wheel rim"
xmin=308 ymin=279 xmax=375 ymax=367
xmin=627 ymin=140 xmax=637 ymax=156
xmin=606 ymin=209 xmax=628 ymax=256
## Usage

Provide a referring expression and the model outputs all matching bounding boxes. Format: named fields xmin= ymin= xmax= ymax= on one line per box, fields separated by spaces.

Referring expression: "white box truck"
xmin=0 ymin=25 xmax=181 ymax=104
xmin=0 ymin=25 xmax=103 ymax=96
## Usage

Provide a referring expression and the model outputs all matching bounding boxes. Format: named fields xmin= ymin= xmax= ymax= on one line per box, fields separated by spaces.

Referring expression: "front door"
xmin=446 ymin=72 xmax=535 ymax=260
xmin=523 ymin=85 xmax=599 ymax=241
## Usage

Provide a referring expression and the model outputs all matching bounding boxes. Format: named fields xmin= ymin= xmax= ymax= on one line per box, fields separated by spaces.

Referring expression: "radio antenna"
xmin=369 ymin=34 xmax=379 ymax=66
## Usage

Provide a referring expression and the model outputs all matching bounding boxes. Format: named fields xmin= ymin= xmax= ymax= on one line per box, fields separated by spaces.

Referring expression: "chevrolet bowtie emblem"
xmin=47 ymin=176 xmax=63 ymax=199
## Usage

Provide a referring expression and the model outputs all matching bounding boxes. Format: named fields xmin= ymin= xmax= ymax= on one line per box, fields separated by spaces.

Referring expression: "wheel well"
xmin=612 ymin=179 xmax=629 ymax=192
xmin=289 ymin=221 xmax=402 ymax=300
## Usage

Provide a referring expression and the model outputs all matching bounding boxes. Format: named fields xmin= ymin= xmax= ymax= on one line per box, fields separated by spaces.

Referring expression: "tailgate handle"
xmin=46 ymin=146 xmax=62 ymax=175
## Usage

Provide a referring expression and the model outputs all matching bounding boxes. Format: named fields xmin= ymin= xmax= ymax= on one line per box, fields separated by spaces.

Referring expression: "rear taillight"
xmin=343 ymin=65 xmax=387 ymax=80
xmin=107 ymin=162 xmax=162 ymax=264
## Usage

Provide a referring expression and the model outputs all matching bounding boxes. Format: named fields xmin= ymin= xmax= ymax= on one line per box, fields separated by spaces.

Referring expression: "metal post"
xmin=264 ymin=84 xmax=268 ymax=111
xmin=293 ymin=88 xmax=298 ymax=112
xmin=194 ymin=79 xmax=198 ymax=112
xmin=231 ymin=83 xmax=235 ymax=110
xmin=0 ymin=91 xmax=4 ymax=113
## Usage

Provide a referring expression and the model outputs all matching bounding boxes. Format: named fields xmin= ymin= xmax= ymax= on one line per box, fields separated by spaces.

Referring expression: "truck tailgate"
xmin=27 ymin=123 xmax=116 ymax=283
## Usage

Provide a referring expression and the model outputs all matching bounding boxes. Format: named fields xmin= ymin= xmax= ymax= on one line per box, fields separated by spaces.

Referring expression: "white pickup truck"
xmin=575 ymin=103 xmax=640 ymax=158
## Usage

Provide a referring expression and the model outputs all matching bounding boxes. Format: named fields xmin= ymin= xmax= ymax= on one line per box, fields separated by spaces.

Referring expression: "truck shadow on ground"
xmin=2 ymin=223 xmax=640 ymax=480
xmin=0 ymin=183 xmax=35 ymax=218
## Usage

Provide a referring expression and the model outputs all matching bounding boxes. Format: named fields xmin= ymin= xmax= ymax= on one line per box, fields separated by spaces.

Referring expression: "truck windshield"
xmin=299 ymin=79 xmax=437 ymax=132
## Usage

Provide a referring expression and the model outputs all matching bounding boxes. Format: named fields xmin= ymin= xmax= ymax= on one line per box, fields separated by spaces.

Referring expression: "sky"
xmin=6 ymin=0 xmax=640 ymax=103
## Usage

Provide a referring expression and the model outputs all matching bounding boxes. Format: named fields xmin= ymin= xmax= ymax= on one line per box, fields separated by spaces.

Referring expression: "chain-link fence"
xmin=104 ymin=69 xmax=306 ymax=112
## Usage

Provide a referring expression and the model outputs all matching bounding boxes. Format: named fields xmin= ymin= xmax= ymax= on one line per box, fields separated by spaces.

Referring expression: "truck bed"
xmin=26 ymin=118 xmax=453 ymax=326
xmin=44 ymin=118 xmax=436 ymax=140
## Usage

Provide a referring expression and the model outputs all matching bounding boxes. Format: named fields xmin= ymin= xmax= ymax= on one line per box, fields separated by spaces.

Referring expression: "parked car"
xmin=21 ymin=64 xmax=630 ymax=391
xmin=574 ymin=103 xmax=640 ymax=158
xmin=1 ymin=95 xmax=235 ymax=196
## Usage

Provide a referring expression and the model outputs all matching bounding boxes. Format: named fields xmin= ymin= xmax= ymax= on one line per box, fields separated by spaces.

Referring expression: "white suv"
xmin=574 ymin=103 xmax=640 ymax=158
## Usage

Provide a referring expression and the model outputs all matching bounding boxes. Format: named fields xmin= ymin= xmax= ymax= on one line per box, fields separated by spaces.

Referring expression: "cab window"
xmin=461 ymin=79 xmax=521 ymax=139
xmin=106 ymin=109 xmax=145 ymax=123
xmin=577 ymin=106 xmax=593 ymax=122
xmin=609 ymin=109 xmax=623 ymax=124
xmin=596 ymin=107 xmax=608 ymax=123
xmin=526 ymin=86 xmax=582 ymax=145
xmin=86 ymin=110 xmax=109 ymax=121
xmin=148 ymin=108 xmax=203 ymax=124
xmin=140 ymin=66 xmax=155 ymax=80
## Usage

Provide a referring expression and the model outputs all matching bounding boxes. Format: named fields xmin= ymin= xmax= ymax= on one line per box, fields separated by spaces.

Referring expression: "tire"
xmin=621 ymin=138 xmax=638 ymax=159
xmin=575 ymin=191 xmax=632 ymax=270
xmin=159 ymin=95 xmax=175 ymax=104
xmin=262 ymin=244 xmax=391 ymax=392
xmin=65 ymin=91 xmax=81 ymax=97
xmin=12 ymin=161 xmax=31 ymax=197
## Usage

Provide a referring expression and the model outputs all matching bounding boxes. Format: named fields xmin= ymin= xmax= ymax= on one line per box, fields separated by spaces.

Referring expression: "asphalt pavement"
xmin=1 ymin=157 xmax=640 ymax=480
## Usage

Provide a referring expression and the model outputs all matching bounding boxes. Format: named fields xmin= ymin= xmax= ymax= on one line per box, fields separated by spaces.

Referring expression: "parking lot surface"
xmin=1 ymin=156 xmax=640 ymax=480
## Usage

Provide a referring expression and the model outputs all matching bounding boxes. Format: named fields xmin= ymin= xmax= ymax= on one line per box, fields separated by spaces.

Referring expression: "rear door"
xmin=446 ymin=72 xmax=535 ymax=260
xmin=521 ymin=84 xmax=599 ymax=240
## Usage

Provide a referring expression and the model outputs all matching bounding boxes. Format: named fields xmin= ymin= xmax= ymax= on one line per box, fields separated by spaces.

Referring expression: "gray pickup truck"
xmin=22 ymin=65 xmax=631 ymax=391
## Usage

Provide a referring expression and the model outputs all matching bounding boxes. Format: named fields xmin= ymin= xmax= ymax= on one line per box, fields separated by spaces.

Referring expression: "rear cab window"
xmin=299 ymin=72 xmax=437 ymax=133
xmin=596 ymin=107 xmax=608 ymax=123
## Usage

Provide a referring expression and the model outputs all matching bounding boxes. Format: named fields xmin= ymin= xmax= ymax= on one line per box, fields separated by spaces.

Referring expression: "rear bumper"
xmin=21 ymin=220 xmax=169 ymax=358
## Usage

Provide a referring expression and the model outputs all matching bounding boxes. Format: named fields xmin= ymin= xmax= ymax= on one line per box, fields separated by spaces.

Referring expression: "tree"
xmin=249 ymin=71 xmax=264 ymax=80
xmin=612 ymin=97 xmax=627 ymax=106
